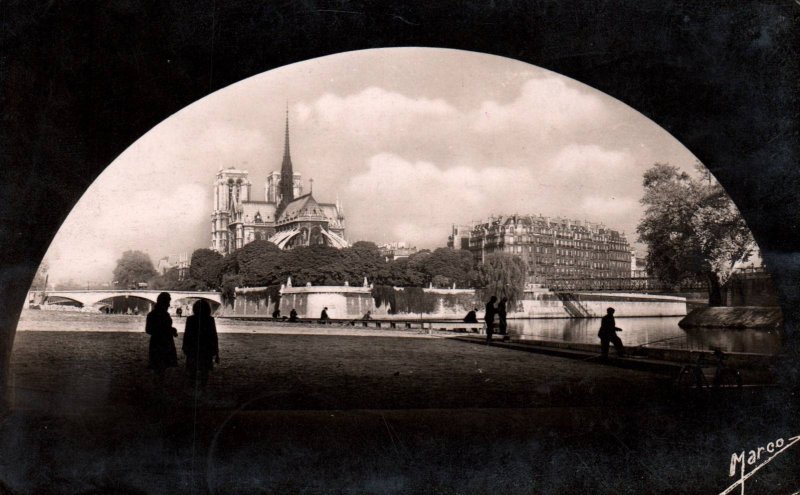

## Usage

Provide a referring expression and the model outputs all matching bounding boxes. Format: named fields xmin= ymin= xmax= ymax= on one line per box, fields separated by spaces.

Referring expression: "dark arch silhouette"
xmin=1 ymin=0 xmax=796 ymax=424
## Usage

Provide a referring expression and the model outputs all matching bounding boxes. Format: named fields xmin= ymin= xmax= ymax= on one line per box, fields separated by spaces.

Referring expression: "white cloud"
xmin=541 ymin=144 xmax=637 ymax=194
xmin=296 ymin=87 xmax=457 ymax=137
xmin=472 ymin=77 xmax=607 ymax=135
xmin=344 ymin=153 xmax=538 ymax=246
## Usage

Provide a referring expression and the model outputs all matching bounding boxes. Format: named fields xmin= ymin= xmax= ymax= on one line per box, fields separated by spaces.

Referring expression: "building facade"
xmin=453 ymin=215 xmax=632 ymax=284
xmin=378 ymin=242 xmax=419 ymax=262
xmin=211 ymin=113 xmax=347 ymax=254
xmin=156 ymin=253 xmax=189 ymax=280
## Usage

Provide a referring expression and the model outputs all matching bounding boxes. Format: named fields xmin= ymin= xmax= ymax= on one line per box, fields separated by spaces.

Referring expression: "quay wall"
xmin=226 ymin=285 xmax=687 ymax=319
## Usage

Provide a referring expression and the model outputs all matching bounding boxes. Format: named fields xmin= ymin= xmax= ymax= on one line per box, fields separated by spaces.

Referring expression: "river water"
xmin=16 ymin=309 xmax=783 ymax=355
xmin=508 ymin=317 xmax=782 ymax=354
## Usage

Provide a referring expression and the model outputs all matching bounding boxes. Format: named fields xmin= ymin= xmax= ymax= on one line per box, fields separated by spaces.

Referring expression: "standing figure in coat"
xmin=145 ymin=292 xmax=178 ymax=384
xmin=182 ymin=299 xmax=220 ymax=389
xmin=598 ymin=307 xmax=625 ymax=358
xmin=484 ymin=296 xmax=497 ymax=344
xmin=497 ymin=297 xmax=508 ymax=336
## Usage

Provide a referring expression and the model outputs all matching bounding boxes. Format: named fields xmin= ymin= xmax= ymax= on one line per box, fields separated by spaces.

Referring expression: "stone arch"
xmin=42 ymin=296 xmax=85 ymax=307
xmin=2 ymin=6 xmax=797 ymax=406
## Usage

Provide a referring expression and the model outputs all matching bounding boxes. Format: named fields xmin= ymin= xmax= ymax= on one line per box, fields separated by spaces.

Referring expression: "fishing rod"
xmin=636 ymin=335 xmax=686 ymax=348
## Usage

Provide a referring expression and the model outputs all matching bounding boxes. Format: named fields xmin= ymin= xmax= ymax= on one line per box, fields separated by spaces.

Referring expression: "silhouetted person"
xmin=182 ymin=300 xmax=219 ymax=389
xmin=598 ymin=307 xmax=625 ymax=358
xmin=463 ymin=308 xmax=478 ymax=323
xmin=145 ymin=292 xmax=178 ymax=384
xmin=176 ymin=307 xmax=183 ymax=318
xmin=498 ymin=297 xmax=508 ymax=335
xmin=320 ymin=307 xmax=330 ymax=323
xmin=362 ymin=310 xmax=372 ymax=320
xmin=289 ymin=308 xmax=298 ymax=322
xmin=484 ymin=296 xmax=497 ymax=344
xmin=272 ymin=308 xmax=281 ymax=319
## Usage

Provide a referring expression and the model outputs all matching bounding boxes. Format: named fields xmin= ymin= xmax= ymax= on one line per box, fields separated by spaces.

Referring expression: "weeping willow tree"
xmin=478 ymin=252 xmax=527 ymax=306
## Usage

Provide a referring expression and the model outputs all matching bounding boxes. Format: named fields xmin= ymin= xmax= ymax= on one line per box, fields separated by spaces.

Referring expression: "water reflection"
xmin=508 ymin=317 xmax=782 ymax=355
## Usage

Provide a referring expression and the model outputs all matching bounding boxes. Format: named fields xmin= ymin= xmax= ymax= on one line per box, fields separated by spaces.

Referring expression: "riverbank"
xmin=3 ymin=330 xmax=798 ymax=494
xmin=9 ymin=331 xmax=668 ymax=412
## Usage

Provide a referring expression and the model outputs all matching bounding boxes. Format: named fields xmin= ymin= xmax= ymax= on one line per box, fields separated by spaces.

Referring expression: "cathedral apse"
xmin=210 ymin=110 xmax=347 ymax=254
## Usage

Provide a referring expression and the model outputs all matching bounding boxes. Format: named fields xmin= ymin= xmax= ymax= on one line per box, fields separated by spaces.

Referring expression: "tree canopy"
xmin=113 ymin=250 xmax=157 ymax=289
xmin=188 ymin=248 xmax=224 ymax=290
xmin=478 ymin=252 xmax=527 ymax=305
xmin=157 ymin=240 xmax=485 ymax=295
xmin=636 ymin=163 xmax=756 ymax=305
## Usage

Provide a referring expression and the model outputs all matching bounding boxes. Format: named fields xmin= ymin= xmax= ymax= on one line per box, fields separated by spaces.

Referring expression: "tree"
xmin=281 ymin=245 xmax=348 ymax=286
xmin=384 ymin=257 xmax=426 ymax=287
xmin=636 ymin=163 xmax=756 ymax=306
xmin=189 ymin=248 xmax=224 ymax=290
xmin=113 ymin=250 xmax=157 ymax=289
xmin=478 ymin=252 xmax=527 ymax=305
xmin=421 ymin=248 xmax=477 ymax=288
xmin=220 ymin=273 xmax=244 ymax=306
xmin=340 ymin=241 xmax=388 ymax=285
xmin=149 ymin=266 xmax=182 ymax=290
xmin=222 ymin=240 xmax=284 ymax=287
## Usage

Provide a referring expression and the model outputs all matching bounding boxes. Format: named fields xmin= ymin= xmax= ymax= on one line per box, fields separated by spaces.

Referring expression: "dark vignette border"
xmin=0 ymin=0 xmax=798 ymax=491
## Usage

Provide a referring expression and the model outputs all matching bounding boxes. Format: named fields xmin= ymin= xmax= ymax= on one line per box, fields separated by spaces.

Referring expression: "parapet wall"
xmin=228 ymin=285 xmax=687 ymax=319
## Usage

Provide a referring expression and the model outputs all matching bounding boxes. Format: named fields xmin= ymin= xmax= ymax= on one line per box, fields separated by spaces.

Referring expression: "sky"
xmin=42 ymin=47 xmax=700 ymax=284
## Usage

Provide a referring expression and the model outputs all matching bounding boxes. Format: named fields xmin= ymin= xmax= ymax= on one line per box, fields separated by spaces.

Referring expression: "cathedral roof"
xmin=241 ymin=202 xmax=277 ymax=223
xmin=277 ymin=193 xmax=340 ymax=224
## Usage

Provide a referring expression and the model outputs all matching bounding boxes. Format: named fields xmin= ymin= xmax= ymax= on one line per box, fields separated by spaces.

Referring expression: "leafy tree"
xmin=224 ymin=240 xmax=285 ymax=287
xmin=282 ymin=245 xmax=348 ymax=286
xmin=478 ymin=252 xmax=527 ymax=305
xmin=148 ymin=266 xmax=182 ymax=290
xmin=384 ymin=257 xmax=426 ymax=287
xmin=421 ymin=248 xmax=477 ymax=288
xmin=220 ymin=273 xmax=244 ymax=306
xmin=113 ymin=250 xmax=157 ymax=289
xmin=189 ymin=248 xmax=224 ymax=289
xmin=636 ymin=163 xmax=756 ymax=306
xmin=341 ymin=241 xmax=388 ymax=284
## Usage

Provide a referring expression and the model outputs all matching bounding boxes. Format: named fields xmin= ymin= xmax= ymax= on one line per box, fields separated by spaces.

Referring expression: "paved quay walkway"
xmin=1 ymin=330 xmax=797 ymax=494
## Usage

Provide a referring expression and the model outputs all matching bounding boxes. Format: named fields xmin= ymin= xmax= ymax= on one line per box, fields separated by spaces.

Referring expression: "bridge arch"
xmin=41 ymin=296 xmax=85 ymax=307
xmin=171 ymin=296 xmax=222 ymax=315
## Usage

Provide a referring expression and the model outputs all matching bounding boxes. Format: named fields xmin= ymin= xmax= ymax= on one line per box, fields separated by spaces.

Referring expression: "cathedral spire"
xmin=282 ymin=103 xmax=291 ymax=161
xmin=278 ymin=104 xmax=294 ymax=213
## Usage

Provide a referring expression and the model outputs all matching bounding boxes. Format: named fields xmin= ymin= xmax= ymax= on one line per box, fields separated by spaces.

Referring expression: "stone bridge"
xmin=29 ymin=290 xmax=222 ymax=308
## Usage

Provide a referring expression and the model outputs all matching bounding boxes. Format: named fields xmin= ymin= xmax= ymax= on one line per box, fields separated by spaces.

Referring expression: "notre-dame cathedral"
xmin=210 ymin=113 xmax=347 ymax=254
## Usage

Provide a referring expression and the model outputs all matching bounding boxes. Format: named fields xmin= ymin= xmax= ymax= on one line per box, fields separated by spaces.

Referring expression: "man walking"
xmin=598 ymin=307 xmax=625 ymax=358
